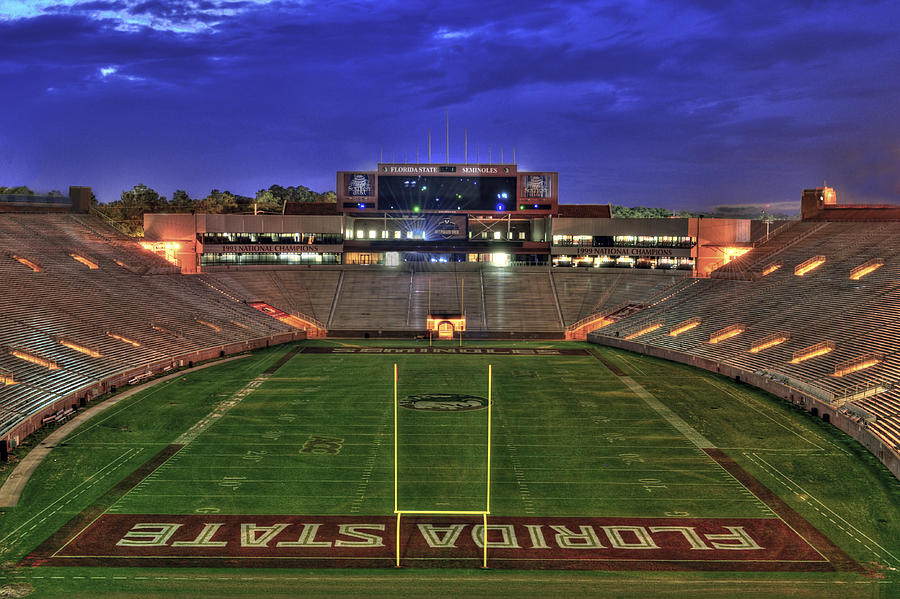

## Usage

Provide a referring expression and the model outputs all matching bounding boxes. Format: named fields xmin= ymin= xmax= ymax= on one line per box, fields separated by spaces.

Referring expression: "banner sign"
xmin=202 ymin=244 xmax=342 ymax=254
xmin=378 ymin=164 xmax=517 ymax=176
xmin=551 ymin=247 xmax=693 ymax=257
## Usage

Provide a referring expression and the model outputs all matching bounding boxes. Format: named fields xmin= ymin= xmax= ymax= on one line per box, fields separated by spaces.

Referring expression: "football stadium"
xmin=0 ymin=172 xmax=898 ymax=598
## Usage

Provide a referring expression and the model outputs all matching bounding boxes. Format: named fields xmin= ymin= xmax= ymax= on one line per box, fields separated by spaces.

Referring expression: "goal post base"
xmin=394 ymin=511 xmax=491 ymax=569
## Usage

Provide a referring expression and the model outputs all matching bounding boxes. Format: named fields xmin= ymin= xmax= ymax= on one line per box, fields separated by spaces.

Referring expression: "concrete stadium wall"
xmin=1 ymin=330 xmax=305 ymax=451
xmin=588 ymin=334 xmax=900 ymax=480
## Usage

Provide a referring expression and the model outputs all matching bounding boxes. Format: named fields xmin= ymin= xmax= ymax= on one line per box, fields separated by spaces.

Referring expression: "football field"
xmin=1 ymin=340 xmax=898 ymax=597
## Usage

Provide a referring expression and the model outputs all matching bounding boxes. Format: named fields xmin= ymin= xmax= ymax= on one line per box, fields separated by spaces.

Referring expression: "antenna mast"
xmin=464 ymin=128 xmax=468 ymax=164
xmin=445 ymin=107 xmax=450 ymax=164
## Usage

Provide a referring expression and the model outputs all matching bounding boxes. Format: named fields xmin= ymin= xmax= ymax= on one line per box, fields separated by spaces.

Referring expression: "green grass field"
xmin=1 ymin=340 xmax=898 ymax=598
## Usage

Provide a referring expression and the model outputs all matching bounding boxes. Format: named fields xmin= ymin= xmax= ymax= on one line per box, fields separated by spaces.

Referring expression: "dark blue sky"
xmin=1 ymin=0 xmax=898 ymax=213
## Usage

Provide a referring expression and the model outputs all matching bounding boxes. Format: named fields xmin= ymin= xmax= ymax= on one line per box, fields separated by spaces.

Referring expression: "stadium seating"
xmin=590 ymin=220 xmax=900 ymax=456
xmin=0 ymin=214 xmax=300 ymax=445
xmin=206 ymin=268 xmax=690 ymax=335
xmin=551 ymin=270 xmax=687 ymax=325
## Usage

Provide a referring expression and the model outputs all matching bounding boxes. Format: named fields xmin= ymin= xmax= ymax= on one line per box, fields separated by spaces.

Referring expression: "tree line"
xmin=611 ymin=205 xmax=701 ymax=218
xmin=3 ymin=184 xmax=792 ymax=237
xmin=0 ymin=186 xmax=64 ymax=195
xmin=611 ymin=204 xmax=794 ymax=221
xmin=92 ymin=184 xmax=337 ymax=235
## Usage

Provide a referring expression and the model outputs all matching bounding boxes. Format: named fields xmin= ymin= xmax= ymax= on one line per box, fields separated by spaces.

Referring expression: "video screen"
xmin=378 ymin=176 xmax=517 ymax=212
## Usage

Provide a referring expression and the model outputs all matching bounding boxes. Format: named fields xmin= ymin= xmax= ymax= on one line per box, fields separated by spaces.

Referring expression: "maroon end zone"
xmin=35 ymin=514 xmax=833 ymax=571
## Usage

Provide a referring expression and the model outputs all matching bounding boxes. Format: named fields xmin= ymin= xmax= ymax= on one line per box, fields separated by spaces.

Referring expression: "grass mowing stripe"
xmin=702 ymin=378 xmax=840 ymax=453
xmin=618 ymin=375 xmax=714 ymax=448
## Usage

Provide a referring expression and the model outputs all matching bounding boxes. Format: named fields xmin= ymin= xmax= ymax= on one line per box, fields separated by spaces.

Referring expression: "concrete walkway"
xmin=0 ymin=355 xmax=249 ymax=508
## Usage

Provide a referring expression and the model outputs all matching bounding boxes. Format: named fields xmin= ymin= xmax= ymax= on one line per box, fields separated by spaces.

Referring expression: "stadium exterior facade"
xmin=143 ymin=163 xmax=762 ymax=276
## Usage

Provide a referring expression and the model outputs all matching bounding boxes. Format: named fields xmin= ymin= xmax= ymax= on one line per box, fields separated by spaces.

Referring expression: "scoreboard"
xmin=377 ymin=175 xmax=518 ymax=212
xmin=337 ymin=164 xmax=557 ymax=215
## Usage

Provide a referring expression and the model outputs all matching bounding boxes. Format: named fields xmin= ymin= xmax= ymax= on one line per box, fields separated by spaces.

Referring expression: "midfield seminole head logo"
xmin=400 ymin=393 xmax=487 ymax=411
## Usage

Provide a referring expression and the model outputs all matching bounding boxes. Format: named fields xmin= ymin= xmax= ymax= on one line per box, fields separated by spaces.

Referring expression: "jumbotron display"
xmin=377 ymin=175 xmax=518 ymax=212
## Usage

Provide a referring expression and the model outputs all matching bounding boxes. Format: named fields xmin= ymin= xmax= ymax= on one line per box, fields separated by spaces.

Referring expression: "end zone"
xmin=30 ymin=514 xmax=835 ymax=572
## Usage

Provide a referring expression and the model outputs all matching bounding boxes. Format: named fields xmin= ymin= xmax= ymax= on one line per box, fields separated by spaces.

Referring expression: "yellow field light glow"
xmin=625 ymin=323 xmax=663 ymax=340
xmin=0 ymin=370 xmax=15 ymax=385
xmin=106 ymin=331 xmax=141 ymax=347
xmin=761 ymin=261 xmax=783 ymax=276
xmin=69 ymin=254 xmax=99 ymax=269
xmin=140 ymin=241 xmax=181 ymax=266
xmin=282 ymin=314 xmax=325 ymax=334
xmin=491 ymin=252 xmax=510 ymax=267
xmin=709 ymin=324 xmax=745 ymax=344
xmin=750 ymin=333 xmax=790 ymax=353
xmin=584 ymin=316 xmax=613 ymax=330
xmin=849 ymin=258 xmax=884 ymax=280
xmin=151 ymin=323 xmax=179 ymax=337
xmin=791 ymin=341 xmax=835 ymax=363
xmin=140 ymin=241 xmax=181 ymax=251
xmin=669 ymin=318 xmax=701 ymax=337
xmin=794 ymin=255 xmax=826 ymax=276
xmin=229 ymin=320 xmax=251 ymax=330
xmin=12 ymin=255 xmax=43 ymax=272
xmin=721 ymin=247 xmax=751 ymax=264
xmin=10 ymin=349 xmax=58 ymax=370
xmin=59 ymin=339 xmax=102 ymax=358
xmin=565 ymin=315 xmax=613 ymax=340
xmin=834 ymin=353 xmax=883 ymax=377
xmin=196 ymin=319 xmax=222 ymax=332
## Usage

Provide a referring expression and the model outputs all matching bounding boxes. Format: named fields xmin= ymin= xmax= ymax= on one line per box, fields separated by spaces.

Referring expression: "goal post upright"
xmin=487 ymin=363 xmax=492 ymax=517
xmin=393 ymin=363 xmax=398 ymax=515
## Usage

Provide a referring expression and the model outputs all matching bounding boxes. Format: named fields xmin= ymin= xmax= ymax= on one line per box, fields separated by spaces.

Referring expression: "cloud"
xmin=0 ymin=0 xmax=898 ymax=207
